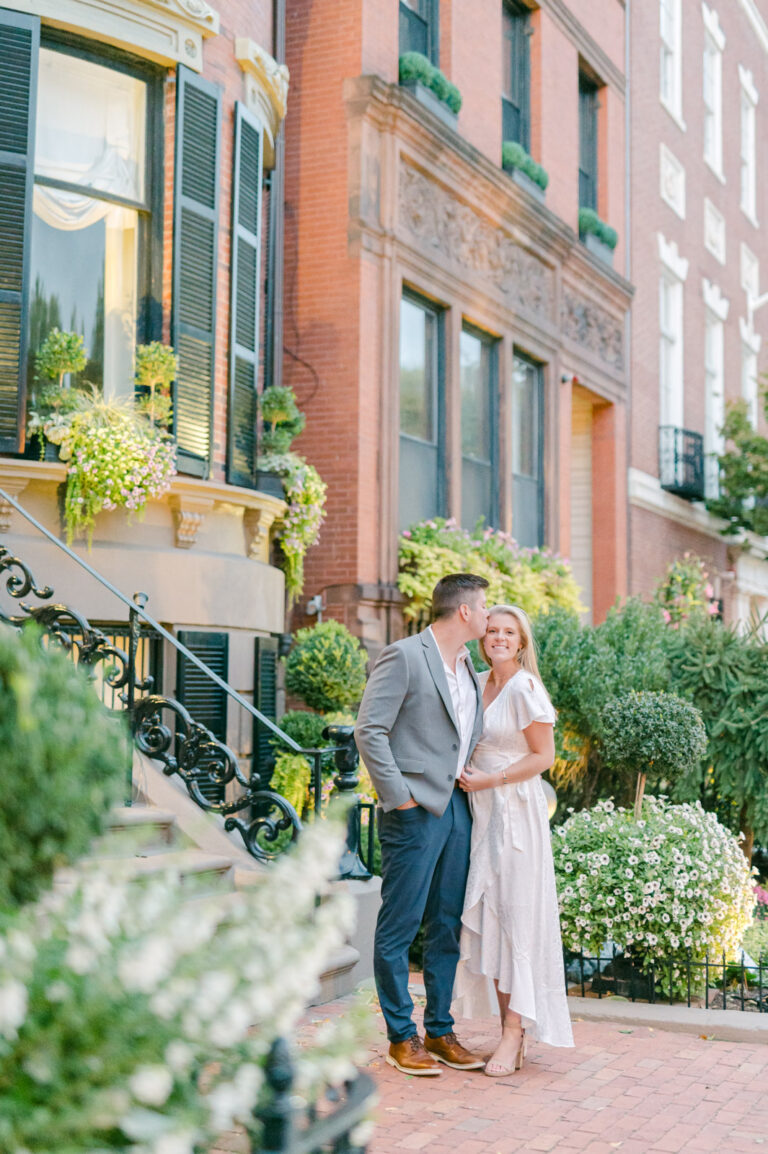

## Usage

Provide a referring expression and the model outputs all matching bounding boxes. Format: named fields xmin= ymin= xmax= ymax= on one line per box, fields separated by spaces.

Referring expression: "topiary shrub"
xmin=553 ymin=796 xmax=755 ymax=995
xmin=502 ymin=141 xmax=549 ymax=191
xmin=0 ymin=625 xmax=127 ymax=912
xmin=398 ymin=51 xmax=463 ymax=114
xmin=285 ymin=621 xmax=368 ymax=713
xmin=271 ymin=709 xmax=330 ymax=753
xmin=600 ymin=690 xmax=707 ymax=816
xmin=578 ymin=207 xmax=618 ymax=250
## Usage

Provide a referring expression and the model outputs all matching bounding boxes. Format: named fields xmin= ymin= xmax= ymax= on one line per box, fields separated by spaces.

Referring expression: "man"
xmin=355 ymin=573 xmax=489 ymax=1076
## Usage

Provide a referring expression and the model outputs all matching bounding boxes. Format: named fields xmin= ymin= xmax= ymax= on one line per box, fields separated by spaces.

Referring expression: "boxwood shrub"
xmin=502 ymin=141 xmax=549 ymax=191
xmin=578 ymin=207 xmax=618 ymax=250
xmin=398 ymin=51 xmax=462 ymax=115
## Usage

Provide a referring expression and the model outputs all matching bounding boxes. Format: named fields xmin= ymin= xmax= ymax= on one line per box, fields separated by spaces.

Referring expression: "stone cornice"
xmin=0 ymin=0 xmax=219 ymax=71
xmin=235 ymin=38 xmax=289 ymax=169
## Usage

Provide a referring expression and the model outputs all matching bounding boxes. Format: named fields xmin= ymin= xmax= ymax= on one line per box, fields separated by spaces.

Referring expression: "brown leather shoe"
xmin=386 ymin=1035 xmax=442 ymax=1076
xmin=424 ymin=1031 xmax=486 ymax=1070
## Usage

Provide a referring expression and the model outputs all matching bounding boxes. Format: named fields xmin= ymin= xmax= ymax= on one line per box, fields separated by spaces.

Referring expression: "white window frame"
xmin=660 ymin=0 xmax=684 ymax=127
xmin=703 ymin=198 xmax=726 ymax=263
xmin=702 ymin=279 xmax=728 ymax=500
xmin=741 ymin=242 xmax=759 ymax=300
xmin=660 ymin=143 xmax=686 ymax=218
xmin=658 ymin=234 xmax=688 ymax=430
xmin=742 ymin=343 xmax=759 ymax=427
xmin=739 ymin=65 xmax=759 ymax=225
xmin=702 ymin=16 xmax=723 ymax=178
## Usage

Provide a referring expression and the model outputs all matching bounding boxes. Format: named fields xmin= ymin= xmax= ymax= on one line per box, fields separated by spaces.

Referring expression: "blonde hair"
xmin=479 ymin=604 xmax=546 ymax=686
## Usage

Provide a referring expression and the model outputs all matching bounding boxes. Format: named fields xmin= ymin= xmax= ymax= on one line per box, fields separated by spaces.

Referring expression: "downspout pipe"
xmin=265 ymin=0 xmax=286 ymax=391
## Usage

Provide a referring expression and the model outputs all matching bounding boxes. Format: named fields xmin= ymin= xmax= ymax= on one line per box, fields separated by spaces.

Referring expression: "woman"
xmin=452 ymin=604 xmax=573 ymax=1075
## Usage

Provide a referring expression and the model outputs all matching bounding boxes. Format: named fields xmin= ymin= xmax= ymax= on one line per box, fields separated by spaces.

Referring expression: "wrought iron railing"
xmin=0 ymin=487 xmax=370 ymax=873
xmin=659 ymin=425 xmax=705 ymax=501
xmin=565 ymin=945 xmax=768 ymax=1012
xmin=254 ymin=1037 xmax=376 ymax=1154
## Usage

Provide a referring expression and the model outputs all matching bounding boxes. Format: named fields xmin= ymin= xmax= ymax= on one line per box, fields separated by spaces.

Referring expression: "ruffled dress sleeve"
xmin=506 ymin=673 xmax=556 ymax=729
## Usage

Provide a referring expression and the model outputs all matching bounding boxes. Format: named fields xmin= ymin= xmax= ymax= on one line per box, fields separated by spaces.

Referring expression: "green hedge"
xmin=398 ymin=52 xmax=462 ymax=115
xmin=578 ymin=207 xmax=618 ymax=250
xmin=501 ymin=141 xmax=549 ymax=191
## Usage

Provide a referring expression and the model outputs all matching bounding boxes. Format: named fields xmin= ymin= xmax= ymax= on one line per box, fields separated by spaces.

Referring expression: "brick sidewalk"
xmin=342 ymin=997 xmax=768 ymax=1154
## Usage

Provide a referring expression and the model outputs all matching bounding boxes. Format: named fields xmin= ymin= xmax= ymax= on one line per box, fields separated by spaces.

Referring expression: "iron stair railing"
xmin=0 ymin=487 xmax=370 ymax=875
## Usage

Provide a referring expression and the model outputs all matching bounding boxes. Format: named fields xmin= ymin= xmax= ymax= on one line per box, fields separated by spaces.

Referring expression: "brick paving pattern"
xmin=347 ymin=998 xmax=768 ymax=1154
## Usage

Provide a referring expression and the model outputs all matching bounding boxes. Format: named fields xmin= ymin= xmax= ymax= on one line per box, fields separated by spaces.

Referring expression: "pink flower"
xmin=662 ymin=609 xmax=671 ymax=624
xmin=704 ymin=584 xmax=714 ymax=598
xmin=707 ymin=602 xmax=719 ymax=615
xmin=401 ymin=529 xmax=411 ymax=538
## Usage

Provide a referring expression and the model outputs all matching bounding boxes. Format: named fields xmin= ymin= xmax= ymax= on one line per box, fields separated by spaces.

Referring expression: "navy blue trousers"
xmin=374 ymin=788 xmax=472 ymax=1043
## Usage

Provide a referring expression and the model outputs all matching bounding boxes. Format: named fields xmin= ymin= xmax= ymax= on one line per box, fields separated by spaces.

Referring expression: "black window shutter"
xmin=0 ymin=11 xmax=39 ymax=453
xmin=176 ymin=630 xmax=229 ymax=801
xmin=172 ymin=66 xmax=221 ymax=478
xmin=253 ymin=635 xmax=279 ymax=783
xmin=228 ymin=103 xmax=264 ymax=487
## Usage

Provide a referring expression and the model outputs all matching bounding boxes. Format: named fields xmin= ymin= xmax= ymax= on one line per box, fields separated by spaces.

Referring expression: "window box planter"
xmin=582 ymin=230 xmax=615 ymax=267
xmin=23 ymin=437 xmax=60 ymax=462
xmin=578 ymin=208 xmax=618 ymax=268
xmin=254 ymin=469 xmax=286 ymax=499
xmin=510 ymin=165 xmax=546 ymax=202
xmin=400 ymin=77 xmax=458 ymax=129
xmin=501 ymin=142 xmax=548 ymax=202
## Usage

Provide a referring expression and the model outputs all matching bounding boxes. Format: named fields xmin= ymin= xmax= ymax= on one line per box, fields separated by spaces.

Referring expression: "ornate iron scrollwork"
xmin=1 ymin=542 xmax=301 ymax=862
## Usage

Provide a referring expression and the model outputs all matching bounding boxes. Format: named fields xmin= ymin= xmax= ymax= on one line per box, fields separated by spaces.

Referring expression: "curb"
xmin=566 ymin=995 xmax=768 ymax=1043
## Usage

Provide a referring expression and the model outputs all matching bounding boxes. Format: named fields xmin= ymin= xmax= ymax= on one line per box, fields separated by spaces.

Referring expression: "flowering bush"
xmin=0 ymin=820 xmax=368 ymax=1154
xmin=257 ymin=451 xmax=327 ymax=602
xmin=553 ymin=797 xmax=755 ymax=991
xmin=655 ymin=553 xmax=720 ymax=626
xmin=398 ymin=518 xmax=583 ymax=627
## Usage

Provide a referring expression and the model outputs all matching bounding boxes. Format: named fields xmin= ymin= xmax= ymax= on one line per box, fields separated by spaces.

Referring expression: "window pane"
xmin=36 ymin=48 xmax=147 ymax=203
xmin=28 ymin=202 xmax=139 ymax=395
xmin=400 ymin=297 xmax=436 ymax=442
xmin=460 ymin=330 xmax=491 ymax=462
xmin=511 ymin=356 xmax=539 ymax=478
xmin=461 ymin=329 xmax=494 ymax=529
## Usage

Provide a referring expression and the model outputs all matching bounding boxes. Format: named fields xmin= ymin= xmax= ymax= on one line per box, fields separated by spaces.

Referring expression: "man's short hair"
xmin=431 ymin=573 xmax=489 ymax=620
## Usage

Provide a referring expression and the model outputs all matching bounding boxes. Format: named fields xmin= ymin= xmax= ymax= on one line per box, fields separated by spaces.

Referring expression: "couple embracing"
xmin=355 ymin=573 xmax=573 ymax=1078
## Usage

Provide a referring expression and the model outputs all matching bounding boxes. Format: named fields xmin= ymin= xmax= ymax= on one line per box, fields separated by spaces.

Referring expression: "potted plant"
xmin=255 ymin=384 xmax=306 ymax=497
xmin=26 ymin=328 xmax=88 ymax=459
xmin=502 ymin=141 xmax=548 ymax=202
xmin=578 ymin=207 xmax=618 ymax=266
xmin=134 ymin=339 xmax=178 ymax=428
xmin=398 ymin=51 xmax=462 ymax=128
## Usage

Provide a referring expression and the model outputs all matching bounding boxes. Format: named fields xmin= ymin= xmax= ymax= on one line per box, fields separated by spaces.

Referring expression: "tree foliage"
xmin=705 ymin=396 xmax=768 ymax=538
xmin=665 ymin=614 xmax=768 ymax=859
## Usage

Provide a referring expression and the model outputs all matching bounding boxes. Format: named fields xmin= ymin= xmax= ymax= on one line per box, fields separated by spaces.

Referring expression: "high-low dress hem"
xmin=451 ymin=670 xmax=574 ymax=1049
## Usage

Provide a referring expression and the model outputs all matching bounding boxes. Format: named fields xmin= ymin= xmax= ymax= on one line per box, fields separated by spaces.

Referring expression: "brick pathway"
xmin=330 ymin=997 xmax=768 ymax=1154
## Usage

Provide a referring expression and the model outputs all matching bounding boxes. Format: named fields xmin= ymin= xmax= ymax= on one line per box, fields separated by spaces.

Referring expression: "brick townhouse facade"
xmin=628 ymin=0 xmax=768 ymax=623
xmin=0 ymin=0 xmax=291 ymax=755
xmin=284 ymin=0 xmax=632 ymax=650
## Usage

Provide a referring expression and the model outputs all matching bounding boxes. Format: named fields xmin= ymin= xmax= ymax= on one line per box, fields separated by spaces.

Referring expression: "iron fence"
xmin=565 ymin=945 xmax=768 ymax=1012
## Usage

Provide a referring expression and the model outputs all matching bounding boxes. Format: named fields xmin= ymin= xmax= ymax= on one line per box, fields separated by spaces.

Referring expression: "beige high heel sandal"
xmin=484 ymin=1028 xmax=526 ymax=1078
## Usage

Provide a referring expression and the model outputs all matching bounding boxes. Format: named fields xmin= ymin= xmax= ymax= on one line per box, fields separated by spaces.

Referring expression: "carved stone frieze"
xmin=398 ymin=164 xmax=554 ymax=319
xmin=560 ymin=290 xmax=624 ymax=371
xmin=169 ymin=494 xmax=214 ymax=549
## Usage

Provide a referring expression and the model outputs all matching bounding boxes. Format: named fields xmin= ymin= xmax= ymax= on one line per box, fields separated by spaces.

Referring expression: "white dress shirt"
xmin=429 ymin=626 xmax=477 ymax=777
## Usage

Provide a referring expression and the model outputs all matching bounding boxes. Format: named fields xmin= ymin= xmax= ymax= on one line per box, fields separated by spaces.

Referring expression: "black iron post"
xmin=323 ymin=724 xmax=372 ymax=881
xmin=254 ymin=1036 xmax=294 ymax=1154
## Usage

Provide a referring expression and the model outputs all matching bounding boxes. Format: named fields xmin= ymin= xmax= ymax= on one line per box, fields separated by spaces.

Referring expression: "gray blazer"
xmin=354 ymin=628 xmax=484 ymax=817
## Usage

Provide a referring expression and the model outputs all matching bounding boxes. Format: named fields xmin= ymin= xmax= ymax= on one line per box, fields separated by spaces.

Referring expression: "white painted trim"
xmin=739 ymin=64 xmax=759 ymax=106
xmin=660 ymin=98 xmax=687 ymax=134
xmin=234 ymin=38 xmax=290 ymax=169
xmin=740 ymin=242 xmax=759 ymax=296
xmin=657 ymin=232 xmax=689 ymax=280
xmin=702 ymin=278 xmax=729 ymax=320
xmin=738 ymin=0 xmax=768 ymax=55
xmin=740 ymin=315 xmax=762 ymax=353
xmin=702 ymin=2 xmax=726 ymax=50
xmin=629 ymin=468 xmax=728 ymax=540
xmin=703 ymin=199 xmax=726 ymax=264
xmin=660 ymin=143 xmax=686 ymax=219
xmin=0 ymin=0 xmax=219 ymax=71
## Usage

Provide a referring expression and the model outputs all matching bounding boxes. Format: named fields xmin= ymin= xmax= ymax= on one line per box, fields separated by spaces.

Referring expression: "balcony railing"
xmin=659 ymin=426 xmax=705 ymax=501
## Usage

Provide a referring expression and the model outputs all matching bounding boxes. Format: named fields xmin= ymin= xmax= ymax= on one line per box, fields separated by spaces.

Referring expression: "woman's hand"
xmin=458 ymin=765 xmax=497 ymax=792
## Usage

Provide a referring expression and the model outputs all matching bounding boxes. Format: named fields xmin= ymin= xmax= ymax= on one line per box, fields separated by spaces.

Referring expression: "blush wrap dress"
xmin=452 ymin=669 xmax=574 ymax=1048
